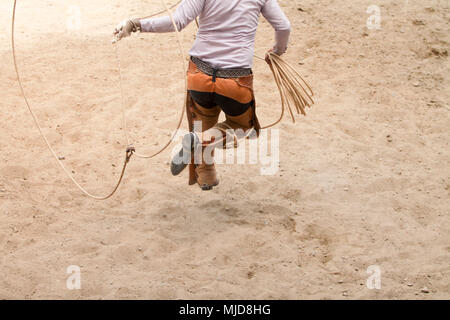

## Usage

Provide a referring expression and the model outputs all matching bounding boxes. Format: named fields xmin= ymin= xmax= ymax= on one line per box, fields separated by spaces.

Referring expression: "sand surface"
xmin=0 ymin=0 xmax=449 ymax=299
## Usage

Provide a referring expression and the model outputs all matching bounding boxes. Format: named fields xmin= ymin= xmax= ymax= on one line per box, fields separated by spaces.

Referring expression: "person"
xmin=114 ymin=0 xmax=291 ymax=191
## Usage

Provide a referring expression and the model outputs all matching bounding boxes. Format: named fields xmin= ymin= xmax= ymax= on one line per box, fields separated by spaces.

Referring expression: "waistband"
xmin=190 ymin=56 xmax=253 ymax=79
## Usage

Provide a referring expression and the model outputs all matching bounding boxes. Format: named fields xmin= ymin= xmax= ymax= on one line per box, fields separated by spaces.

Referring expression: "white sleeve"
xmin=140 ymin=0 xmax=205 ymax=33
xmin=261 ymin=0 xmax=291 ymax=55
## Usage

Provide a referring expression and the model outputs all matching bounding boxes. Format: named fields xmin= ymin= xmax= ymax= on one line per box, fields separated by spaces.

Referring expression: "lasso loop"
xmin=12 ymin=0 xmax=313 ymax=199
xmin=114 ymin=0 xmax=186 ymax=159
xmin=10 ymin=0 xmax=183 ymax=199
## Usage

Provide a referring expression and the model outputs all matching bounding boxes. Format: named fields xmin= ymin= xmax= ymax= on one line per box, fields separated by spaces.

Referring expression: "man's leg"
xmin=190 ymin=101 xmax=221 ymax=190
xmin=171 ymin=64 xmax=260 ymax=189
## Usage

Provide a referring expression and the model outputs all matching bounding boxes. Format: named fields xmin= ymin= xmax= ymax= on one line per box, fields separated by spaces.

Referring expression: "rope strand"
xmin=12 ymin=0 xmax=134 ymax=200
xmin=114 ymin=0 xmax=187 ymax=159
xmin=255 ymin=53 xmax=314 ymax=129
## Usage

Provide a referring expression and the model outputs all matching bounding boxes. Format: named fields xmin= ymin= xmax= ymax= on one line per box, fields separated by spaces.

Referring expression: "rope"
xmin=141 ymin=0 xmax=181 ymax=19
xmin=11 ymin=0 xmax=136 ymax=200
xmin=254 ymin=53 xmax=314 ymax=129
xmin=12 ymin=0 xmax=314 ymax=199
xmin=114 ymin=0 xmax=186 ymax=159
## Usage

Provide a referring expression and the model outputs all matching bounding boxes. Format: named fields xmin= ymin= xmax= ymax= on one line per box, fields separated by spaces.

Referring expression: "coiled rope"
xmin=256 ymin=53 xmax=314 ymax=129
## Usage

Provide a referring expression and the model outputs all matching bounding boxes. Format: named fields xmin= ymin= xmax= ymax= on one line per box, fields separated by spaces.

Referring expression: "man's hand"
xmin=113 ymin=18 xmax=141 ymax=42
xmin=265 ymin=49 xmax=274 ymax=65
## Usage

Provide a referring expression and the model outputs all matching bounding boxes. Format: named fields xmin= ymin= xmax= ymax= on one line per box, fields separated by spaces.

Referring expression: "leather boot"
xmin=223 ymin=106 xmax=255 ymax=131
xmin=192 ymin=103 xmax=221 ymax=190
xmin=212 ymin=106 xmax=258 ymax=148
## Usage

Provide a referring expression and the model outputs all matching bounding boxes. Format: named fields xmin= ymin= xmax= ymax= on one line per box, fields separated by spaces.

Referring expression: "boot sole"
xmin=170 ymin=132 xmax=199 ymax=176
xmin=170 ymin=148 xmax=188 ymax=176
xmin=199 ymin=181 xmax=219 ymax=191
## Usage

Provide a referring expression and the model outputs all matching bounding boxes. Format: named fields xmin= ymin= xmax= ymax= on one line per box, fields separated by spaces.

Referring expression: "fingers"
xmin=114 ymin=21 xmax=124 ymax=34
xmin=265 ymin=48 xmax=275 ymax=65
xmin=112 ymin=19 xmax=139 ymax=43
xmin=113 ymin=20 xmax=128 ymax=42
xmin=117 ymin=30 xmax=126 ymax=41
xmin=112 ymin=32 xmax=126 ymax=44
xmin=265 ymin=52 xmax=272 ymax=65
xmin=113 ymin=29 xmax=122 ymax=43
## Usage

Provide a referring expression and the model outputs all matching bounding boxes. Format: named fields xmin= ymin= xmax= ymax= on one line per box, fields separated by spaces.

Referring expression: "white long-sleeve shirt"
xmin=140 ymin=0 xmax=291 ymax=69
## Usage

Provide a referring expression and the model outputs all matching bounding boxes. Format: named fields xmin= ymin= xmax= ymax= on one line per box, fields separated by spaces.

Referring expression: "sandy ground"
xmin=0 ymin=0 xmax=449 ymax=299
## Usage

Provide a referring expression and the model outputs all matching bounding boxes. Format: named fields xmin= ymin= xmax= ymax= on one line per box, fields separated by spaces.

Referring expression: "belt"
xmin=191 ymin=56 xmax=252 ymax=79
